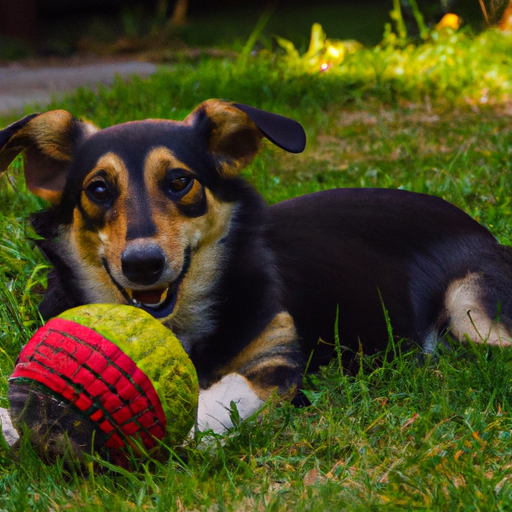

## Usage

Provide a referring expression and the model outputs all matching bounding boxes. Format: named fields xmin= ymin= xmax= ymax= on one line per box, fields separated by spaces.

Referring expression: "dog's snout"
xmin=121 ymin=243 xmax=165 ymax=285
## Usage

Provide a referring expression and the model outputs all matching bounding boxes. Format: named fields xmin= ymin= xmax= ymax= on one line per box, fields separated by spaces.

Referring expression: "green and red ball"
xmin=8 ymin=304 xmax=198 ymax=459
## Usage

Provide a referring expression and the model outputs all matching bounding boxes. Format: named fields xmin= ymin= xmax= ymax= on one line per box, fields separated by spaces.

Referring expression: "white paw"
xmin=195 ymin=373 xmax=265 ymax=434
xmin=0 ymin=407 xmax=19 ymax=447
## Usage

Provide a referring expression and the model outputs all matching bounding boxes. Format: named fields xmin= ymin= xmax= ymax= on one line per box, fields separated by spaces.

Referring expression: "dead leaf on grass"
xmin=303 ymin=467 xmax=326 ymax=486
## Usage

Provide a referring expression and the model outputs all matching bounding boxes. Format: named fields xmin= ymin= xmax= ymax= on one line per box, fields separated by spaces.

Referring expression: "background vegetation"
xmin=1 ymin=2 xmax=512 ymax=510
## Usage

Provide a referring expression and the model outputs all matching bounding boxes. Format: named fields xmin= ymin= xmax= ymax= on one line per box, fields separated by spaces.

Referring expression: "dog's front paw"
xmin=194 ymin=373 xmax=265 ymax=435
xmin=0 ymin=407 xmax=19 ymax=447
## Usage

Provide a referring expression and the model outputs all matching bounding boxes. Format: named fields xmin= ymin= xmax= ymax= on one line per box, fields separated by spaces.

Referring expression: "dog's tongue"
xmin=132 ymin=289 xmax=166 ymax=305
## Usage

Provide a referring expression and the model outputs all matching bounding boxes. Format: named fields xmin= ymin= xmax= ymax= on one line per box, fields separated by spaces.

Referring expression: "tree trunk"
xmin=170 ymin=0 xmax=189 ymax=27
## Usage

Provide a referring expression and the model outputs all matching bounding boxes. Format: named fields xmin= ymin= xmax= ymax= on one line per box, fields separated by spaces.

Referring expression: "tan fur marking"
xmin=143 ymin=147 xmax=207 ymax=281
xmin=80 ymin=153 xmax=126 ymax=223
xmin=80 ymin=153 xmax=129 ymax=268
xmin=143 ymin=146 xmax=190 ymax=177
xmin=14 ymin=110 xmax=98 ymax=161
xmin=185 ymin=99 xmax=263 ymax=177
xmin=445 ymin=272 xmax=512 ymax=346
xmin=143 ymin=146 xmax=201 ymax=209
xmin=218 ymin=312 xmax=299 ymax=400
xmin=3 ymin=110 xmax=99 ymax=204
xmin=142 ymin=147 xmax=204 ymax=210
xmin=164 ymin=191 xmax=236 ymax=345
xmin=142 ymin=147 xmax=237 ymax=342
xmin=31 ymin=188 xmax=63 ymax=204
xmin=59 ymin=226 xmax=122 ymax=304
xmin=17 ymin=110 xmax=76 ymax=161
xmin=65 ymin=152 xmax=130 ymax=304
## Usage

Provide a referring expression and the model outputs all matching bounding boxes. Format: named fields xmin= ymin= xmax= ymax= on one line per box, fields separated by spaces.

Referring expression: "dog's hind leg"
xmin=444 ymin=272 xmax=512 ymax=347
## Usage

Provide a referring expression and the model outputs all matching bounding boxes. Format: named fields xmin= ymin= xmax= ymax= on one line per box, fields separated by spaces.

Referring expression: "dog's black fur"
xmin=2 ymin=100 xmax=512 ymax=439
xmin=268 ymin=187 xmax=512 ymax=367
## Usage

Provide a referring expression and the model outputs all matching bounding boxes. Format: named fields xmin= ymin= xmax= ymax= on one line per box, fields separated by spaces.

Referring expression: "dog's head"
xmin=0 ymin=100 xmax=305 ymax=325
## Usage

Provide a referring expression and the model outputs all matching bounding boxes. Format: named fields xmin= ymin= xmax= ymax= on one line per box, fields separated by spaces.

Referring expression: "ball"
xmin=8 ymin=304 xmax=198 ymax=460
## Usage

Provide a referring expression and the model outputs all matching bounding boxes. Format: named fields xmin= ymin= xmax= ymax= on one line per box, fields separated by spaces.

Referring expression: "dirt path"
xmin=0 ymin=59 xmax=157 ymax=115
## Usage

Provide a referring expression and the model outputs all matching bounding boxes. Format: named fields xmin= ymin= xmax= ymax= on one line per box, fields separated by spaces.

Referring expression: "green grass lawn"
xmin=2 ymin=12 xmax=512 ymax=510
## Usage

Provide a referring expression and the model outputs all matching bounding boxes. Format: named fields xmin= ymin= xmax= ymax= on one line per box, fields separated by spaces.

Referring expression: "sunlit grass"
xmin=275 ymin=21 xmax=512 ymax=106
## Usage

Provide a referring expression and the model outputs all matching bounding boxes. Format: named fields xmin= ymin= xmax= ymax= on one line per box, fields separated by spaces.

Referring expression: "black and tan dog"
xmin=1 ymin=99 xmax=512 ymax=438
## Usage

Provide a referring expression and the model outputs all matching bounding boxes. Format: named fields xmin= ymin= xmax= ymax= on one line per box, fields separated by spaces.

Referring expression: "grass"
xmin=2 ymin=9 xmax=512 ymax=510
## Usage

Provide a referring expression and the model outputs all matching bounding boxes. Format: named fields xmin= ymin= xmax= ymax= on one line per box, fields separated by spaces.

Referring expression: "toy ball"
xmin=8 ymin=304 xmax=198 ymax=460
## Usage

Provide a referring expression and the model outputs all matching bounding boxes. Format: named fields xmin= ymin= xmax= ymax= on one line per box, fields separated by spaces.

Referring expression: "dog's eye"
xmin=169 ymin=176 xmax=192 ymax=193
xmin=86 ymin=180 xmax=111 ymax=204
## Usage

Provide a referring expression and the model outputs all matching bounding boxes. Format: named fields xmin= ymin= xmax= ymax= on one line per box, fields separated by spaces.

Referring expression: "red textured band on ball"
xmin=9 ymin=317 xmax=167 ymax=449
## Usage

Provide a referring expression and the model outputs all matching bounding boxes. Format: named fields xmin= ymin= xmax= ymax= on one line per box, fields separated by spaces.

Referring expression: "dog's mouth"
xmin=128 ymin=288 xmax=168 ymax=306
xmin=101 ymin=249 xmax=191 ymax=320
xmin=126 ymin=286 xmax=178 ymax=319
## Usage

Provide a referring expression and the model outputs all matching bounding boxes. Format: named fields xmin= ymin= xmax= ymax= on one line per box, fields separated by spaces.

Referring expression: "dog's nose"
xmin=121 ymin=243 xmax=165 ymax=285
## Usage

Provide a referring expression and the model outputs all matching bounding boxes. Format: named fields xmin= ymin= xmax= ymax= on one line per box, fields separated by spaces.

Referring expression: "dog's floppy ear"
xmin=186 ymin=99 xmax=306 ymax=177
xmin=0 ymin=110 xmax=98 ymax=204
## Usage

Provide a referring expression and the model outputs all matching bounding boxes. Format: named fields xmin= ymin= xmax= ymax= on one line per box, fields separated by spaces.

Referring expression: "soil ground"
xmin=0 ymin=57 xmax=157 ymax=115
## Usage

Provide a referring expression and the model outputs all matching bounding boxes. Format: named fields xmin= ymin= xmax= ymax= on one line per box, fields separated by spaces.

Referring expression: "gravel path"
xmin=0 ymin=60 xmax=158 ymax=115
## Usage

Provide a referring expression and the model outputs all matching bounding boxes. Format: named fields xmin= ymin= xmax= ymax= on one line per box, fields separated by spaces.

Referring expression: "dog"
xmin=1 ymin=99 xmax=512 ymax=441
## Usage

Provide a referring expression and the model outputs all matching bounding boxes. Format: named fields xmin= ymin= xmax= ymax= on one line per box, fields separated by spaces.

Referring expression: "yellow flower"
xmin=436 ymin=13 xmax=462 ymax=31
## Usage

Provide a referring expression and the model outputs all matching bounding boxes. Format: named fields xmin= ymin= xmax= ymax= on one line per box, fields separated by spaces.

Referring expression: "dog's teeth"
xmin=129 ymin=288 xmax=169 ymax=307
